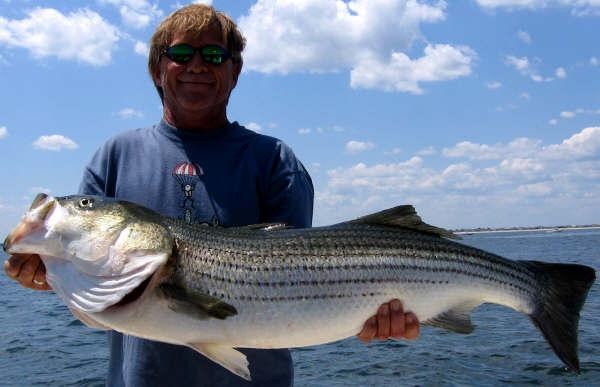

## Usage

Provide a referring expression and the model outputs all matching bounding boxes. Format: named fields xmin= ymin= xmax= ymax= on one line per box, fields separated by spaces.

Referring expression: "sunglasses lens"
xmin=201 ymin=45 xmax=227 ymax=64
xmin=165 ymin=44 xmax=195 ymax=63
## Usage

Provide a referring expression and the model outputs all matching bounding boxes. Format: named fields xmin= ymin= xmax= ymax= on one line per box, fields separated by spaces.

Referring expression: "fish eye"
xmin=79 ymin=198 xmax=94 ymax=208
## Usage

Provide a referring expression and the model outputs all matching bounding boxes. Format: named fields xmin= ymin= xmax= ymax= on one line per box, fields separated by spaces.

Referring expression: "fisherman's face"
xmin=153 ymin=24 xmax=241 ymax=124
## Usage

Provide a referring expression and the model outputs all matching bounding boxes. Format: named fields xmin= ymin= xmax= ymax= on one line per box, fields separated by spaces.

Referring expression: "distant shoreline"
xmin=455 ymin=225 xmax=600 ymax=235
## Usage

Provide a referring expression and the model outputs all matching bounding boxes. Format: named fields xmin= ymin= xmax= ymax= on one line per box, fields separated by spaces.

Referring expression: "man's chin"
xmin=176 ymin=98 xmax=228 ymax=113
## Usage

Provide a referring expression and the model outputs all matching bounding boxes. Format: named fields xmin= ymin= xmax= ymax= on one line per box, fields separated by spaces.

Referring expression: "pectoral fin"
xmin=159 ymin=283 xmax=237 ymax=320
xmin=423 ymin=300 xmax=480 ymax=334
xmin=187 ymin=343 xmax=251 ymax=381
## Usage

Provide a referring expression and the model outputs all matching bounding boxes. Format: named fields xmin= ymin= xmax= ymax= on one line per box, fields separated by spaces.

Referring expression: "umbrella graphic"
xmin=172 ymin=162 xmax=203 ymax=223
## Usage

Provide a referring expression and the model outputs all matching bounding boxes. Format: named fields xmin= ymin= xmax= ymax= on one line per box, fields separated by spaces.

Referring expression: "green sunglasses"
xmin=161 ymin=44 xmax=231 ymax=65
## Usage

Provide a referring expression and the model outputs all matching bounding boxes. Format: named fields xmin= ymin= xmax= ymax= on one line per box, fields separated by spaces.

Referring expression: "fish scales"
xmin=164 ymin=220 xmax=538 ymax=314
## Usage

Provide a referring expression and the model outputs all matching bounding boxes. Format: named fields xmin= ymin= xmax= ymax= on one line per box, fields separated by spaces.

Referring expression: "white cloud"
xmin=590 ymin=56 xmax=598 ymax=66
xmin=116 ymin=107 xmax=143 ymax=119
xmin=516 ymin=30 xmax=532 ymax=44
xmin=385 ymin=147 xmax=402 ymax=156
xmin=545 ymin=127 xmax=600 ymax=160
xmin=505 ymin=55 xmax=530 ymax=72
xmin=0 ymin=126 xmax=7 ymax=139
xmin=555 ymin=67 xmax=567 ymax=78
xmin=315 ymin=127 xmax=600 ymax=228
xmin=0 ymin=8 xmax=119 ymax=66
xmin=560 ymin=110 xmax=576 ymax=118
xmin=520 ymin=92 xmax=531 ymax=100
xmin=443 ymin=141 xmax=500 ymax=160
xmin=443 ymin=137 xmax=548 ymax=160
xmin=515 ymin=182 xmax=553 ymax=197
xmin=505 ymin=55 xmax=557 ymax=82
xmin=346 ymin=140 xmax=375 ymax=154
xmin=238 ymin=0 xmax=475 ymax=92
xmin=29 ymin=186 xmax=52 ymax=195
xmin=475 ymin=1 xmax=600 ymax=15
xmin=33 ymin=135 xmax=78 ymax=151
xmin=350 ymin=44 xmax=476 ymax=93
xmin=486 ymin=81 xmax=502 ymax=89
xmin=551 ymin=107 xmax=600 ymax=123
xmin=245 ymin=122 xmax=262 ymax=132
xmin=298 ymin=125 xmax=345 ymax=135
xmin=417 ymin=146 xmax=437 ymax=156
xmin=100 ymin=0 xmax=163 ymax=29
xmin=134 ymin=40 xmax=148 ymax=56
xmin=173 ymin=0 xmax=213 ymax=8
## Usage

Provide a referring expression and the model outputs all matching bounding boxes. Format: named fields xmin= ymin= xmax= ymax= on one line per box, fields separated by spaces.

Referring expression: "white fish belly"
xmin=91 ymin=280 xmax=531 ymax=349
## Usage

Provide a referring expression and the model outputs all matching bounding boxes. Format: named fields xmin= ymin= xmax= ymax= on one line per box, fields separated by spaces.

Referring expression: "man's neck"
xmin=163 ymin=109 xmax=229 ymax=132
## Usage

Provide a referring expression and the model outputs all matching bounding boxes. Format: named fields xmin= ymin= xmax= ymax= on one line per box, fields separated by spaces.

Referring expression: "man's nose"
xmin=186 ymin=51 xmax=207 ymax=73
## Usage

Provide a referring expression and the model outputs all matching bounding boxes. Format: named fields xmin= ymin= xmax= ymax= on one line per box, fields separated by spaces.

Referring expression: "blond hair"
xmin=148 ymin=4 xmax=246 ymax=99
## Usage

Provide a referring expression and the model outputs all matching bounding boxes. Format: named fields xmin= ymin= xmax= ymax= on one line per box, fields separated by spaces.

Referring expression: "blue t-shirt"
xmin=78 ymin=119 xmax=314 ymax=386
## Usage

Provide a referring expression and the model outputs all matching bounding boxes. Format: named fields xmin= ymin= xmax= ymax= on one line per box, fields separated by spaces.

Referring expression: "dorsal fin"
xmin=243 ymin=223 xmax=288 ymax=231
xmin=348 ymin=205 xmax=459 ymax=239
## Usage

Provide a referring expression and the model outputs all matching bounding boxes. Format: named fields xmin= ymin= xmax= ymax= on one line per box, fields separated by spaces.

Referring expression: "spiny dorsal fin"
xmin=159 ymin=283 xmax=237 ymax=320
xmin=423 ymin=300 xmax=480 ymax=334
xmin=349 ymin=205 xmax=459 ymax=239
xmin=243 ymin=222 xmax=289 ymax=231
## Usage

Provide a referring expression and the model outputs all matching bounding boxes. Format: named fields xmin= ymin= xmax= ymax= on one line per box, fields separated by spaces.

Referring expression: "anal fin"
xmin=188 ymin=343 xmax=251 ymax=381
xmin=424 ymin=300 xmax=480 ymax=334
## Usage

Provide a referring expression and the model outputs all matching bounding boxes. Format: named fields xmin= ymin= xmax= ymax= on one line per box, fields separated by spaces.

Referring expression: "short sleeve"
xmin=263 ymin=142 xmax=314 ymax=228
xmin=78 ymin=141 xmax=114 ymax=197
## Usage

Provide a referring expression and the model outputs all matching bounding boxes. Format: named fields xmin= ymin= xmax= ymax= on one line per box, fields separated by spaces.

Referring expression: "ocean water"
xmin=1 ymin=229 xmax=598 ymax=386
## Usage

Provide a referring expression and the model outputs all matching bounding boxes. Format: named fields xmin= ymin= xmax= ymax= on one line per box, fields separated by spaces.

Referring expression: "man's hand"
xmin=357 ymin=299 xmax=419 ymax=342
xmin=4 ymin=253 xmax=51 ymax=290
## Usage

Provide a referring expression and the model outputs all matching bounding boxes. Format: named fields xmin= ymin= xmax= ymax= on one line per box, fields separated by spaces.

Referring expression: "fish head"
xmin=4 ymin=194 xmax=173 ymax=313
xmin=5 ymin=194 xmax=132 ymax=261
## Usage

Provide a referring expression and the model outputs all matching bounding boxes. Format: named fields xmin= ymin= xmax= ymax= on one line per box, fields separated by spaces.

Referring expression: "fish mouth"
xmin=30 ymin=192 xmax=49 ymax=210
xmin=3 ymin=194 xmax=56 ymax=253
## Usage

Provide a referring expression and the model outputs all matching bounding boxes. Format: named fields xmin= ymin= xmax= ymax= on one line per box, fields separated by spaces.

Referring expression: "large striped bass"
xmin=3 ymin=193 xmax=595 ymax=380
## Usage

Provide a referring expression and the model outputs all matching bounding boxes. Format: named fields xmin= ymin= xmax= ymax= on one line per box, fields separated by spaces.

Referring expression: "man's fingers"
xmin=389 ymin=299 xmax=406 ymax=339
xmin=376 ymin=303 xmax=391 ymax=339
xmin=357 ymin=316 xmax=377 ymax=343
xmin=33 ymin=261 xmax=51 ymax=290
xmin=18 ymin=256 xmax=39 ymax=289
xmin=4 ymin=254 xmax=31 ymax=278
xmin=4 ymin=254 xmax=50 ymax=290
xmin=404 ymin=312 xmax=420 ymax=340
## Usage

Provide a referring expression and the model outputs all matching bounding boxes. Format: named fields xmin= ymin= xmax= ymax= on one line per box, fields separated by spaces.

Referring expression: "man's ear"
xmin=231 ymin=61 xmax=242 ymax=89
xmin=152 ymin=66 xmax=163 ymax=88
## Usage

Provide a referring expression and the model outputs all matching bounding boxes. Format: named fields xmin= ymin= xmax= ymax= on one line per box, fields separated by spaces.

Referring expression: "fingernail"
xmin=391 ymin=300 xmax=401 ymax=312
xmin=406 ymin=314 xmax=414 ymax=324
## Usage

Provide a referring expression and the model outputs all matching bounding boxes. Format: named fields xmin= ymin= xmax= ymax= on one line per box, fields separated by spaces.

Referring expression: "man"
xmin=4 ymin=4 xmax=418 ymax=386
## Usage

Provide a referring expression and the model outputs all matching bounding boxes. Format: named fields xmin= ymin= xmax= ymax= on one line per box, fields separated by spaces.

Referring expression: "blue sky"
xmin=1 ymin=0 xmax=599 ymax=234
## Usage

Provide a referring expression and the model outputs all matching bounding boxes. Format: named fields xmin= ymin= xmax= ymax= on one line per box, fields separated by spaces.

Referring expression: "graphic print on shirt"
xmin=172 ymin=161 xmax=203 ymax=223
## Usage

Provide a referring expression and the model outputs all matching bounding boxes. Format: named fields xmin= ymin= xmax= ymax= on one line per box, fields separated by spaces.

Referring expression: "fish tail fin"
xmin=523 ymin=261 xmax=595 ymax=373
